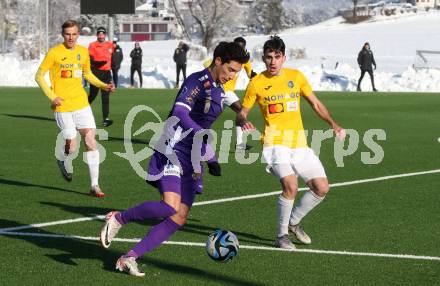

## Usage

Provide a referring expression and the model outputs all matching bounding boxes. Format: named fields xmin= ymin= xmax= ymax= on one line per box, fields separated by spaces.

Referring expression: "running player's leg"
xmin=75 ymin=106 xmax=103 ymax=196
xmin=54 ymin=111 xmax=77 ymax=181
xmin=264 ymin=146 xmax=297 ymax=249
xmin=289 ymin=148 xmax=328 ymax=244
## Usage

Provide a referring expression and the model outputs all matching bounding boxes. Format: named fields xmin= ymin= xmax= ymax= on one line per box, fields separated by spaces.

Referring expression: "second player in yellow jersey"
xmin=237 ymin=36 xmax=345 ymax=250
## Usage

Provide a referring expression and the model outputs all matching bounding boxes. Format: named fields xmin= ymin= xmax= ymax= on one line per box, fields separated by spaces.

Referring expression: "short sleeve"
xmin=242 ymin=79 xmax=257 ymax=109
xmin=299 ymin=71 xmax=313 ymax=97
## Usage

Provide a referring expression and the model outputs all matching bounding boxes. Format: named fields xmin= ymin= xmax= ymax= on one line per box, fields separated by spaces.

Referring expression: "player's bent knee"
xmin=82 ymin=130 xmax=97 ymax=150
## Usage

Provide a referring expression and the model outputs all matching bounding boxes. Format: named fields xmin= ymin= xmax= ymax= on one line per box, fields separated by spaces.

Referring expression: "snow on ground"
xmin=1 ymin=10 xmax=439 ymax=92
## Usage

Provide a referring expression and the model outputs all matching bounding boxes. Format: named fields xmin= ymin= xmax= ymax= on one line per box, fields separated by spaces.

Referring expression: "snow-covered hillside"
xmin=1 ymin=11 xmax=439 ymax=92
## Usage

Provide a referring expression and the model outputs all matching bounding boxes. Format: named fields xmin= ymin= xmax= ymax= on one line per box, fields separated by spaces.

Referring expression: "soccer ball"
xmin=206 ymin=229 xmax=239 ymax=262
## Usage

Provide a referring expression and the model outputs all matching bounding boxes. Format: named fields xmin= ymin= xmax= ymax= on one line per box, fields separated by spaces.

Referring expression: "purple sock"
xmin=118 ymin=201 xmax=176 ymax=224
xmin=130 ymin=217 xmax=181 ymax=257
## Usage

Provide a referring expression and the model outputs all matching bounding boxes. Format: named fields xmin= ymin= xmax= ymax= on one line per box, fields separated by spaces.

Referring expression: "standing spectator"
xmin=130 ymin=42 xmax=143 ymax=88
xmin=111 ymin=39 xmax=123 ymax=88
xmin=88 ymin=27 xmax=115 ymax=127
xmin=173 ymin=41 xmax=189 ymax=88
xmin=357 ymin=42 xmax=378 ymax=92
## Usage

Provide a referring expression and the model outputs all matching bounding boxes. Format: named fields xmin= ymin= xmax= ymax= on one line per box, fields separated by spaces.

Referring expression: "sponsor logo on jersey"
xmin=60 ymin=63 xmax=74 ymax=69
xmin=264 ymin=85 xmax=272 ymax=90
xmin=288 ymin=80 xmax=294 ymax=88
xmin=199 ymin=74 xmax=208 ymax=81
xmin=163 ymin=163 xmax=181 ymax=177
xmin=61 ymin=56 xmax=67 ymax=61
xmin=190 ymin=86 xmax=200 ymax=97
xmin=264 ymin=94 xmax=285 ymax=102
xmin=61 ymin=70 xmax=73 ymax=78
xmin=77 ymin=54 xmax=81 ymax=61
xmin=288 ymin=92 xmax=300 ymax=99
xmin=268 ymin=103 xmax=284 ymax=114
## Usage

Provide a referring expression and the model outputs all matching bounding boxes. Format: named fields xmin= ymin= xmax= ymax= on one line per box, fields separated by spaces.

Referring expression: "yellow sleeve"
xmin=244 ymin=60 xmax=252 ymax=78
xmin=35 ymin=49 xmax=57 ymax=101
xmin=242 ymin=79 xmax=257 ymax=109
xmin=83 ymin=53 xmax=108 ymax=89
xmin=203 ymin=59 xmax=212 ymax=68
xmin=299 ymin=71 xmax=313 ymax=97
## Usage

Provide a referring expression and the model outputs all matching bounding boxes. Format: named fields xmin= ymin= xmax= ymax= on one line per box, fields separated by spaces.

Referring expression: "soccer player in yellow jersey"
xmin=203 ymin=37 xmax=256 ymax=150
xmin=35 ymin=20 xmax=115 ymax=197
xmin=237 ymin=36 xmax=346 ymax=249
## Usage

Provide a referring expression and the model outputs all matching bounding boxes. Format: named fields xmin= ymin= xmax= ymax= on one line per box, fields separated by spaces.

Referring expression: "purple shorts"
xmin=146 ymin=151 xmax=203 ymax=207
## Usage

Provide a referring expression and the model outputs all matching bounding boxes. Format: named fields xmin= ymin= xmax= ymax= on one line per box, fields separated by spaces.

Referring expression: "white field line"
xmin=1 ymin=168 xmax=440 ymax=233
xmin=0 ymin=231 xmax=439 ymax=262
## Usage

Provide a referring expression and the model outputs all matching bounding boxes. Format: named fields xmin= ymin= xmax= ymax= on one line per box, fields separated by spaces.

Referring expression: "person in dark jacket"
xmin=111 ymin=40 xmax=123 ymax=87
xmin=357 ymin=42 xmax=377 ymax=92
xmin=173 ymin=41 xmax=189 ymax=88
xmin=130 ymin=42 xmax=143 ymax=88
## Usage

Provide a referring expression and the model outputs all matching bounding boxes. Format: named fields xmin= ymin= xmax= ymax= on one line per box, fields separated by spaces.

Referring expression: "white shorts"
xmin=54 ymin=106 xmax=96 ymax=139
xmin=263 ymin=146 xmax=326 ymax=182
xmin=222 ymin=91 xmax=239 ymax=108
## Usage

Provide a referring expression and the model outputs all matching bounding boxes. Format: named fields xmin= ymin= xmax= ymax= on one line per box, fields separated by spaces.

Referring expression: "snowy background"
xmin=0 ymin=10 xmax=439 ymax=92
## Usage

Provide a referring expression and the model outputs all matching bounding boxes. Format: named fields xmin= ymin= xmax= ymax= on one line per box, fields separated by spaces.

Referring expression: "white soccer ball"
xmin=206 ymin=229 xmax=239 ymax=262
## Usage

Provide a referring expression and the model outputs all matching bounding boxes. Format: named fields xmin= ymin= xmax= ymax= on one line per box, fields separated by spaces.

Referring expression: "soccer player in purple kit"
xmin=99 ymin=42 xmax=249 ymax=277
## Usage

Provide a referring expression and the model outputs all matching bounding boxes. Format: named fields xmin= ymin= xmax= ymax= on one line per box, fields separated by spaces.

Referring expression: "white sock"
xmin=277 ymin=195 xmax=294 ymax=237
xmin=236 ymin=126 xmax=244 ymax=146
xmin=290 ymin=190 xmax=324 ymax=226
xmin=85 ymin=150 xmax=100 ymax=186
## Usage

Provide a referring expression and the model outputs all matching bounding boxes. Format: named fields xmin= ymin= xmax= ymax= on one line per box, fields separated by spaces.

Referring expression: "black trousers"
xmin=357 ymin=69 xmax=376 ymax=90
xmin=176 ymin=64 xmax=187 ymax=86
xmin=130 ymin=66 xmax=143 ymax=87
xmin=111 ymin=67 xmax=119 ymax=87
xmin=88 ymin=69 xmax=112 ymax=121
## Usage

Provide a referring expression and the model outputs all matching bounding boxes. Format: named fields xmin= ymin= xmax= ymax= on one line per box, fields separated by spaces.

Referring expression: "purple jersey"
xmin=169 ymin=68 xmax=224 ymax=151
xmin=146 ymin=68 xmax=224 ymax=193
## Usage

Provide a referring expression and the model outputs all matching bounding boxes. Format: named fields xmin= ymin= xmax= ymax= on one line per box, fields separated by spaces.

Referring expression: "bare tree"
xmin=353 ymin=0 xmax=358 ymax=19
xmin=169 ymin=0 xmax=191 ymax=41
xmin=181 ymin=0 xmax=236 ymax=49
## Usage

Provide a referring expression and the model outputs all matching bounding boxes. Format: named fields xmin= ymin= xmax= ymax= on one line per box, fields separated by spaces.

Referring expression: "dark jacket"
xmin=130 ymin=48 xmax=143 ymax=67
xmin=357 ymin=48 xmax=376 ymax=71
xmin=112 ymin=44 xmax=123 ymax=70
xmin=173 ymin=44 xmax=189 ymax=66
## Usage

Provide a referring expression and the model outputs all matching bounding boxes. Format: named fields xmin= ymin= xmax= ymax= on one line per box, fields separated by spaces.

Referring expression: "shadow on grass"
xmin=39 ymin=201 xmax=274 ymax=246
xmin=0 ymin=219 xmax=266 ymax=285
xmin=3 ymin=113 xmax=55 ymax=122
xmin=108 ymin=136 xmax=150 ymax=146
xmin=0 ymin=178 xmax=90 ymax=197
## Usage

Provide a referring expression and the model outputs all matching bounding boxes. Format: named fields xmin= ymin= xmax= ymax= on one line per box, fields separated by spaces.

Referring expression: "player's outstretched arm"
xmin=304 ymin=92 xmax=345 ymax=140
xmin=236 ymin=107 xmax=255 ymax=131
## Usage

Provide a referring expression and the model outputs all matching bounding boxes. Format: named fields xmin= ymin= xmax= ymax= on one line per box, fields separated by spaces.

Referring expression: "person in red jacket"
xmin=88 ymin=27 xmax=115 ymax=127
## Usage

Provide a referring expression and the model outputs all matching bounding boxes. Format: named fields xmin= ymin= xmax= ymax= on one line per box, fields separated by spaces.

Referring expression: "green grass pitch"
xmin=0 ymin=87 xmax=439 ymax=285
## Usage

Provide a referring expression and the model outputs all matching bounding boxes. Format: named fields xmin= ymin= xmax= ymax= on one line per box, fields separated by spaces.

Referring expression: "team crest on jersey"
xmin=288 ymin=81 xmax=294 ymax=88
xmin=185 ymin=96 xmax=193 ymax=103
xmin=77 ymin=54 xmax=81 ymax=61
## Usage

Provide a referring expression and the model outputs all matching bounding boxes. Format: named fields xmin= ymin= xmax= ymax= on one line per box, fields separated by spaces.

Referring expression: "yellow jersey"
xmin=243 ymin=68 xmax=313 ymax=149
xmin=203 ymin=58 xmax=253 ymax=92
xmin=35 ymin=43 xmax=107 ymax=112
